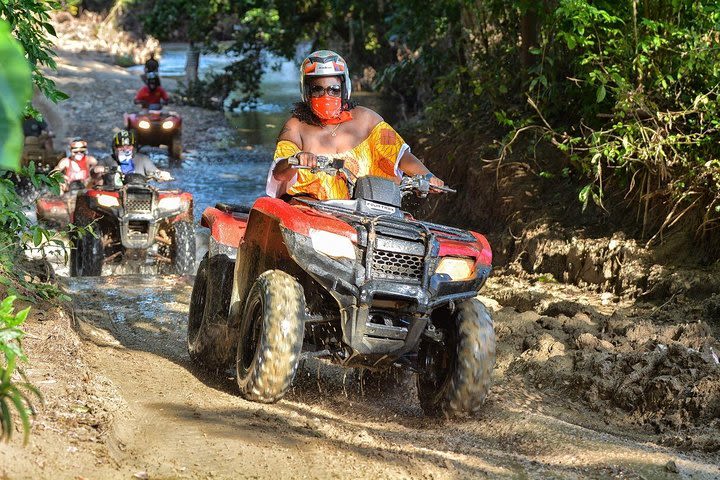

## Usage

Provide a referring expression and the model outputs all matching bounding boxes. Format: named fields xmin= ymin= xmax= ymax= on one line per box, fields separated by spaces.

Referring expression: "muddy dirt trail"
xmin=15 ymin=274 xmax=707 ymax=479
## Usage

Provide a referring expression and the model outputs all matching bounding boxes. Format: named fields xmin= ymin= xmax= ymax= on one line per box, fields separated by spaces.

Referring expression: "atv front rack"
xmin=296 ymin=198 xmax=477 ymax=243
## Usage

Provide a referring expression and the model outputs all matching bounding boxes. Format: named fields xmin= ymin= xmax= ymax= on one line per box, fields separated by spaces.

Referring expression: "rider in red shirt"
xmin=134 ymin=72 xmax=169 ymax=107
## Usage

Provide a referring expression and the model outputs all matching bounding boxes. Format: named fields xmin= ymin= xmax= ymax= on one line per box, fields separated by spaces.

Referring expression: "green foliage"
xmin=419 ymin=0 xmax=720 ymax=242
xmin=0 ymin=166 xmax=73 ymax=299
xmin=0 ymin=295 xmax=41 ymax=445
xmin=0 ymin=0 xmax=68 ymax=104
xmin=137 ymin=0 xmax=396 ymax=107
xmin=144 ymin=0 xmax=720 ymax=241
xmin=0 ymin=19 xmax=32 ymax=170
xmin=520 ymin=0 xmax=720 ymax=237
xmin=0 ymin=0 xmax=73 ymax=447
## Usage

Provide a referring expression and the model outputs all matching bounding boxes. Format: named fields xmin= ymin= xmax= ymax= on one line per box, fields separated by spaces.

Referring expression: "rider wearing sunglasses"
xmin=267 ymin=49 xmax=444 ymax=200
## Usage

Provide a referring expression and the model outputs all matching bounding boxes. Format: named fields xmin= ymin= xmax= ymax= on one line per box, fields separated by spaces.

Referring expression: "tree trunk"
xmin=185 ymin=42 xmax=200 ymax=84
xmin=519 ymin=6 xmax=539 ymax=71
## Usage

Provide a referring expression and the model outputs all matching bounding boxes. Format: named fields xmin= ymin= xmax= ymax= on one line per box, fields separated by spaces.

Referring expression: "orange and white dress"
xmin=266 ymin=121 xmax=410 ymax=200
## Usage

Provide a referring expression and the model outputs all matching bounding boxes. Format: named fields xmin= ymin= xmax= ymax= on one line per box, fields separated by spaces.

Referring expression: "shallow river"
xmin=133 ymin=43 xmax=393 ymax=224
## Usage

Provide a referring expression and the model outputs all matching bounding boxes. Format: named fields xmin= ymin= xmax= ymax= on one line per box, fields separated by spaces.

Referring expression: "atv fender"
xmin=201 ymin=207 xmax=248 ymax=253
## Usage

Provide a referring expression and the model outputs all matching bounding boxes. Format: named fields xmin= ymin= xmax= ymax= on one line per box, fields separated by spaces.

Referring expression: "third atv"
xmin=125 ymin=103 xmax=183 ymax=163
xmin=188 ymin=158 xmax=495 ymax=417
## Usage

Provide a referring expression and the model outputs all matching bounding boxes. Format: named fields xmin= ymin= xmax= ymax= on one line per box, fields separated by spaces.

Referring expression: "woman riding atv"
xmin=94 ymin=130 xmax=172 ymax=187
xmin=52 ymin=138 xmax=98 ymax=192
xmin=268 ymin=50 xmax=445 ymax=200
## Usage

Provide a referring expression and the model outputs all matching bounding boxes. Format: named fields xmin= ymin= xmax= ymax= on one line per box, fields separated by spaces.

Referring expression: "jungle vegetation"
xmin=127 ymin=0 xmax=720 ymax=245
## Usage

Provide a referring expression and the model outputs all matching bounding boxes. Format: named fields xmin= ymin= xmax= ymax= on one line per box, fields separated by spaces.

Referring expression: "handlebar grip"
xmin=432 ymin=185 xmax=456 ymax=193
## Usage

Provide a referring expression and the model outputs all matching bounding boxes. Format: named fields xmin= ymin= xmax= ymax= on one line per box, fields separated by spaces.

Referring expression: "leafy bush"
xmin=0 ymin=295 xmax=41 ymax=444
xmin=522 ymin=1 xmax=720 ymax=242
xmin=394 ymin=0 xmax=720 ymax=245
xmin=0 ymin=0 xmax=68 ymax=104
xmin=0 ymin=6 xmax=72 ymax=444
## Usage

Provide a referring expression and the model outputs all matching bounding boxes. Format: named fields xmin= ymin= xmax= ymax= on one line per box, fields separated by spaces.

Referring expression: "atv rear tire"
xmin=70 ymin=224 xmax=104 ymax=277
xmin=188 ymin=255 xmax=218 ymax=368
xmin=169 ymin=133 xmax=182 ymax=163
xmin=417 ymin=299 xmax=495 ymax=417
xmin=236 ymin=270 xmax=305 ymax=403
xmin=171 ymin=221 xmax=196 ymax=275
xmin=187 ymin=254 xmax=236 ymax=369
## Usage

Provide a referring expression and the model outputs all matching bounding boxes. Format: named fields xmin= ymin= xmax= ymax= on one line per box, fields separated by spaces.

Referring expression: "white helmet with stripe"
xmin=299 ymin=50 xmax=351 ymax=102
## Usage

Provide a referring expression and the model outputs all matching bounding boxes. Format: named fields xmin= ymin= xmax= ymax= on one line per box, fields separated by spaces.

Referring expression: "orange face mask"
xmin=310 ymin=96 xmax=342 ymax=120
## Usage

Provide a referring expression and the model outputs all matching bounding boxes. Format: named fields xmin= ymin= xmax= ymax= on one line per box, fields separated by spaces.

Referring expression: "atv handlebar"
xmin=95 ymin=166 xmax=173 ymax=182
xmin=146 ymin=170 xmax=174 ymax=182
xmin=400 ymin=174 xmax=456 ymax=197
xmin=287 ymin=155 xmax=345 ymax=174
xmin=288 ymin=155 xmax=454 ymax=196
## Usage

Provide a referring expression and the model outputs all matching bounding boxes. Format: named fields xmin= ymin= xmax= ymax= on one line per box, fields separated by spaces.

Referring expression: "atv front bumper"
xmin=282 ymin=228 xmax=491 ymax=358
xmin=134 ymin=127 xmax=179 ymax=147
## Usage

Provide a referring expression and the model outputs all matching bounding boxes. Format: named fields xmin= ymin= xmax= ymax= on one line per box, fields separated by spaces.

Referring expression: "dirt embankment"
xmin=413 ymin=121 xmax=720 ymax=453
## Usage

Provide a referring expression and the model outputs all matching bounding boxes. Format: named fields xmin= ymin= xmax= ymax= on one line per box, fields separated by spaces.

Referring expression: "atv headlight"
xmin=157 ymin=196 xmax=182 ymax=211
xmin=436 ymin=257 xmax=475 ymax=281
xmin=162 ymin=120 xmax=174 ymax=130
xmin=309 ymin=229 xmax=355 ymax=261
xmin=139 ymin=120 xmax=151 ymax=129
xmin=96 ymin=194 xmax=119 ymax=208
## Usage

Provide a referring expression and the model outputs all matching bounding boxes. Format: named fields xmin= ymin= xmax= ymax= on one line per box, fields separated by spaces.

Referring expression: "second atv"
xmin=70 ymin=170 xmax=195 ymax=276
xmin=188 ymin=157 xmax=495 ymax=417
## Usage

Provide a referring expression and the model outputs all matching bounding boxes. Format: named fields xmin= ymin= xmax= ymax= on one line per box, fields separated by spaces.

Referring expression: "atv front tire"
xmin=70 ymin=225 xmax=104 ymax=276
xmin=236 ymin=270 xmax=305 ymax=403
xmin=417 ymin=299 xmax=495 ymax=417
xmin=171 ymin=221 xmax=196 ymax=275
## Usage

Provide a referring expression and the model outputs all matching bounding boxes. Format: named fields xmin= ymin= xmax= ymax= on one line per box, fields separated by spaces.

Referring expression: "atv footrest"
xmin=215 ymin=203 xmax=251 ymax=214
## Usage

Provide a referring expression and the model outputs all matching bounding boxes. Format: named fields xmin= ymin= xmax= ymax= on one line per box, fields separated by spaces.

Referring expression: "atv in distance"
xmin=125 ymin=103 xmax=182 ymax=163
xmin=188 ymin=157 xmax=495 ymax=417
xmin=22 ymin=135 xmax=63 ymax=173
xmin=70 ymin=169 xmax=195 ymax=276
xmin=36 ymin=180 xmax=85 ymax=229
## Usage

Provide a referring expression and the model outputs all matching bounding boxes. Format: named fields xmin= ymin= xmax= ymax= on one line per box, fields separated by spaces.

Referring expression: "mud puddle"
xmin=41 ymin=274 xmax=717 ymax=479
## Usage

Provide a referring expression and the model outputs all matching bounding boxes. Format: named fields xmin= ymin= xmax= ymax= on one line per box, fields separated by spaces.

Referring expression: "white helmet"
xmin=299 ymin=50 xmax=351 ymax=103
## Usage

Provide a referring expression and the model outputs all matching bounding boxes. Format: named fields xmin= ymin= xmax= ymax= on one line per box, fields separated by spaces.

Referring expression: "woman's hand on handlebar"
xmin=288 ymin=152 xmax=318 ymax=169
xmin=427 ymin=174 xmax=445 ymax=190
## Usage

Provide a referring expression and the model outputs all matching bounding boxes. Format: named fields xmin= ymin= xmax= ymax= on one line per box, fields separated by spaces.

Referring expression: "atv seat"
xmin=215 ymin=203 xmax=251 ymax=214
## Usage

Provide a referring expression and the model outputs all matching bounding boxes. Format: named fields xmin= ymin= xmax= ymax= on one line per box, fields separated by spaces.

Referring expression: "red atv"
xmin=70 ymin=170 xmax=195 ymax=276
xmin=124 ymin=103 xmax=182 ymax=163
xmin=187 ymin=158 xmax=495 ymax=417
xmin=35 ymin=180 xmax=85 ymax=228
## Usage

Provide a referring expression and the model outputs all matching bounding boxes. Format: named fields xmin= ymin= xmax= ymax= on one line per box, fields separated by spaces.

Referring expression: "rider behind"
xmin=53 ymin=138 xmax=97 ymax=191
xmin=95 ymin=130 xmax=171 ymax=187
xmin=267 ymin=50 xmax=444 ymax=200
xmin=134 ymin=72 xmax=169 ymax=108
xmin=140 ymin=52 xmax=160 ymax=85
